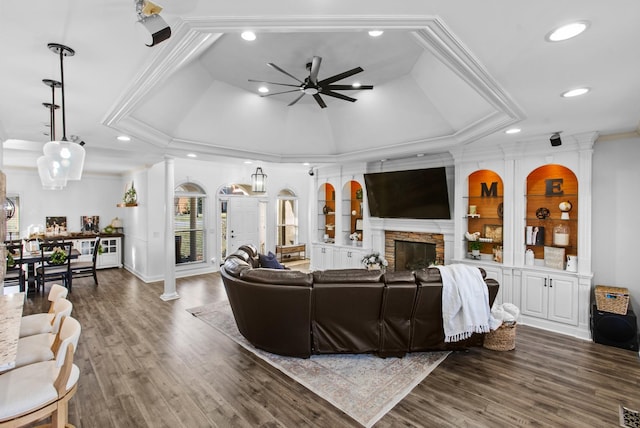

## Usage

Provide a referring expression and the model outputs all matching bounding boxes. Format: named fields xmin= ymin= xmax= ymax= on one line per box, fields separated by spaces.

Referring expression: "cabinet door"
xmin=97 ymin=237 xmax=121 ymax=268
xmin=312 ymin=244 xmax=335 ymax=270
xmin=338 ymin=248 xmax=364 ymax=269
xmin=521 ymin=271 xmax=548 ymax=318
xmin=547 ymin=275 xmax=578 ymax=325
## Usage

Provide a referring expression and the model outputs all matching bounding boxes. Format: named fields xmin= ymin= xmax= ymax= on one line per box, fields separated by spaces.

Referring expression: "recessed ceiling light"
xmin=351 ymin=82 xmax=362 ymax=88
xmin=258 ymin=86 xmax=269 ymax=93
xmin=244 ymin=160 xmax=253 ymax=164
xmin=368 ymin=30 xmax=384 ymax=37
xmin=187 ymin=153 xmax=197 ymax=158
xmin=416 ymin=153 xmax=424 ymax=157
xmin=505 ymin=128 xmax=521 ymax=134
xmin=117 ymin=135 xmax=131 ymax=141
xmin=241 ymin=31 xmax=256 ymax=41
xmin=546 ymin=21 xmax=589 ymax=42
xmin=561 ymin=87 xmax=590 ymax=98
xmin=302 ymin=162 xmax=310 ymax=166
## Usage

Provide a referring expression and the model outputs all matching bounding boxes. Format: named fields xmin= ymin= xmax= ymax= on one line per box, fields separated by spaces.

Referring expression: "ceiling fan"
xmin=249 ymin=56 xmax=373 ymax=108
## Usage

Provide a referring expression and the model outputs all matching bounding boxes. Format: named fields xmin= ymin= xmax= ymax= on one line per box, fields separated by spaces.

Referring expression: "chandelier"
xmin=37 ymin=43 xmax=85 ymax=189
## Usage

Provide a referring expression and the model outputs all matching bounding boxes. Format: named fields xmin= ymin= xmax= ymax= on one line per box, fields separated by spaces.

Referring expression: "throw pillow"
xmin=259 ymin=251 xmax=285 ymax=269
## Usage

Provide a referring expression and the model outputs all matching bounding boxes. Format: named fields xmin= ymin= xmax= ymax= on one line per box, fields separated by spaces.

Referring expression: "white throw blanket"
xmin=436 ymin=264 xmax=501 ymax=342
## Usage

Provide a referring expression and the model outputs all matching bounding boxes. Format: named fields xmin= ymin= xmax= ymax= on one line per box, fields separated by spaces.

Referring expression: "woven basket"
xmin=595 ymin=285 xmax=629 ymax=315
xmin=483 ymin=322 xmax=516 ymax=351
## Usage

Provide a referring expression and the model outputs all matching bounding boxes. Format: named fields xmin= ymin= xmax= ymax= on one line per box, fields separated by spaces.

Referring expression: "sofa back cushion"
xmin=241 ymin=268 xmax=313 ymax=286
xmin=312 ymin=268 xmax=383 ymax=284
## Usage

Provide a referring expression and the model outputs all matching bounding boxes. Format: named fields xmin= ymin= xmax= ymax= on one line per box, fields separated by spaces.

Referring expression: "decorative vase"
xmin=553 ymin=223 xmax=569 ymax=246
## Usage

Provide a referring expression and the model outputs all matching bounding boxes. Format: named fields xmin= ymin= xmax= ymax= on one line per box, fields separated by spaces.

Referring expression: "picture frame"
xmin=355 ymin=218 xmax=364 ymax=231
xmin=81 ymin=215 xmax=100 ymax=233
xmin=45 ymin=216 xmax=68 ymax=236
xmin=544 ymin=246 xmax=565 ymax=270
xmin=483 ymin=224 xmax=503 ymax=242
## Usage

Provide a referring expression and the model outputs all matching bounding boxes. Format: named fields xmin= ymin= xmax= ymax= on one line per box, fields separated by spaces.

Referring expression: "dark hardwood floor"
xmin=17 ymin=268 xmax=640 ymax=427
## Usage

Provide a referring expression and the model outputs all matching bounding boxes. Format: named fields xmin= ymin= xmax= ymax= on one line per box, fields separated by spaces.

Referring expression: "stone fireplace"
xmin=384 ymin=231 xmax=445 ymax=272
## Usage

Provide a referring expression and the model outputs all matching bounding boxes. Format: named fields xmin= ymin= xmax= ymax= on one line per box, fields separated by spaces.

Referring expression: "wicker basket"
xmin=483 ymin=322 xmax=516 ymax=351
xmin=595 ymin=285 xmax=629 ymax=315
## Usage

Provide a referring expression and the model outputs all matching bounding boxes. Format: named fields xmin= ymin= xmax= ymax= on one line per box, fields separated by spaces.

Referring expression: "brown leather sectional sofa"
xmin=220 ymin=245 xmax=499 ymax=358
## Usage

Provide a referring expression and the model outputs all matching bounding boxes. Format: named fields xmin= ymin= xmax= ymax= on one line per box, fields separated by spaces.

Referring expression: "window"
xmin=174 ymin=183 xmax=206 ymax=265
xmin=277 ymin=189 xmax=298 ymax=246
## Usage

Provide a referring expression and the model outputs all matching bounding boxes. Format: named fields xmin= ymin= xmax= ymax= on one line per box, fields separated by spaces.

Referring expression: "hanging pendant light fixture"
xmin=251 ymin=167 xmax=267 ymax=193
xmin=41 ymin=43 xmax=85 ymax=182
xmin=37 ymin=78 xmax=67 ymax=190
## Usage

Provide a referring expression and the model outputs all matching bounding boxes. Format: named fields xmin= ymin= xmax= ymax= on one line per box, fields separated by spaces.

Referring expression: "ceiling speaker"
xmin=550 ymin=133 xmax=562 ymax=146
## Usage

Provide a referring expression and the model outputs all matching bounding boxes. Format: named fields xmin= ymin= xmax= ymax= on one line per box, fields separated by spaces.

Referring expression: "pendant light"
xmin=251 ymin=167 xmax=267 ymax=193
xmin=41 ymin=43 xmax=85 ymax=181
xmin=37 ymin=78 xmax=67 ymax=190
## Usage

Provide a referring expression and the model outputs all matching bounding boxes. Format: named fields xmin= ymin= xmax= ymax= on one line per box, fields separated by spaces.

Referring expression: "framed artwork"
xmin=45 ymin=216 xmax=67 ymax=235
xmin=355 ymin=218 xmax=364 ymax=231
xmin=81 ymin=215 xmax=100 ymax=233
xmin=483 ymin=224 xmax=503 ymax=242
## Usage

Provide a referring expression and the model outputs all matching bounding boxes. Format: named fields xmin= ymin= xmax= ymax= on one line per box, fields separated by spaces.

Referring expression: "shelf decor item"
xmin=553 ymin=223 xmax=569 ymax=246
xmin=559 ymin=201 xmax=572 ymax=220
xmin=544 ymin=246 xmax=565 ymax=269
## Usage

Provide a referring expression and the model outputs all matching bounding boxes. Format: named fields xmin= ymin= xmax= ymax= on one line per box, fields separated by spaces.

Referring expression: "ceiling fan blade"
xmin=322 ymin=90 xmax=357 ymax=103
xmin=318 ymin=67 xmax=364 ymax=85
xmin=261 ymin=89 xmax=302 ymax=97
xmin=248 ymin=79 xmax=300 ymax=88
xmin=313 ymin=94 xmax=327 ymax=109
xmin=267 ymin=63 xmax=304 ymax=84
xmin=288 ymin=93 xmax=305 ymax=106
xmin=325 ymin=84 xmax=374 ymax=90
xmin=309 ymin=56 xmax=322 ymax=85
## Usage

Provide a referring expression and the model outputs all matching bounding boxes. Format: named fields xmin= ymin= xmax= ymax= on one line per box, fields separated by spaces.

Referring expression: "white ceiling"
xmin=1 ymin=1 xmax=639 ymax=175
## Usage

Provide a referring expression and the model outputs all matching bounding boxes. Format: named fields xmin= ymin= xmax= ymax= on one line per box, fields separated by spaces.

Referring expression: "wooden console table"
xmin=275 ymin=244 xmax=306 ymax=262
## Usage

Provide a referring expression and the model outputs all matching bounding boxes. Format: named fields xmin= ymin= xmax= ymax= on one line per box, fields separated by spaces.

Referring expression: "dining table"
xmin=0 ymin=292 xmax=25 ymax=372
xmin=12 ymin=247 xmax=80 ymax=293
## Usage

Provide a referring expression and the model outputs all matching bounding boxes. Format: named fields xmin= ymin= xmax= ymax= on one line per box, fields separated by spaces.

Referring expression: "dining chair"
xmin=36 ymin=242 xmax=73 ymax=292
xmin=4 ymin=242 xmax=26 ymax=292
xmin=70 ymin=236 xmax=100 ymax=285
xmin=13 ymin=316 xmax=81 ymax=369
xmin=19 ymin=297 xmax=73 ymax=338
xmin=0 ymin=343 xmax=79 ymax=428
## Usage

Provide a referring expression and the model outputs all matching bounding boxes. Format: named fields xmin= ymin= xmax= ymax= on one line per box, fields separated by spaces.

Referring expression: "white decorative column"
xmin=161 ymin=156 xmax=179 ymax=301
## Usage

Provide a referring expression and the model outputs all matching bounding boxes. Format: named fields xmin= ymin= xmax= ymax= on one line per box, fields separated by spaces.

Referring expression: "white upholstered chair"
xmin=14 ymin=316 xmax=81 ymax=369
xmin=19 ymin=297 xmax=72 ymax=338
xmin=0 ymin=344 xmax=79 ymax=428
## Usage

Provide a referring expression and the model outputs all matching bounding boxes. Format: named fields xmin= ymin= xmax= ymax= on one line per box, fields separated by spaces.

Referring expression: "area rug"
xmin=188 ymin=300 xmax=449 ymax=427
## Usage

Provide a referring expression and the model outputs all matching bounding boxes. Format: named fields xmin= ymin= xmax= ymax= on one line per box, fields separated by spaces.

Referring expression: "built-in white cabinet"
xmin=454 ymin=133 xmax=595 ymax=339
xmin=521 ymin=270 xmax=578 ymax=326
xmin=71 ymin=235 xmax=122 ymax=269
xmin=311 ymin=243 xmax=370 ymax=271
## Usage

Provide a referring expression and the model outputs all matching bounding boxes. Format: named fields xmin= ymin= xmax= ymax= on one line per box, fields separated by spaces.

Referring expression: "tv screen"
xmin=364 ymin=167 xmax=451 ymax=219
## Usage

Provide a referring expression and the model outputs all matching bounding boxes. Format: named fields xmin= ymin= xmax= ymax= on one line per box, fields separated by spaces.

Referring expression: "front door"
xmin=226 ymin=197 xmax=260 ymax=256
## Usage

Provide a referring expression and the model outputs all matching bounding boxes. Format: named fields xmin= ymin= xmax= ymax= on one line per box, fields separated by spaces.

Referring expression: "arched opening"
xmin=277 ymin=188 xmax=298 ymax=246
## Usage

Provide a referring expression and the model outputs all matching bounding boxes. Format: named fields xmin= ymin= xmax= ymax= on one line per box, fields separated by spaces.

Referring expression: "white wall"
xmin=4 ymin=168 xmax=123 ymax=238
xmin=122 ymin=158 xmax=312 ymax=283
xmin=592 ymin=136 xmax=640 ymax=313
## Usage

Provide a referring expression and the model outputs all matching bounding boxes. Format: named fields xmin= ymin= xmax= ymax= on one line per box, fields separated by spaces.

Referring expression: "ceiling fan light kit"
xmin=250 ymin=56 xmax=373 ymax=109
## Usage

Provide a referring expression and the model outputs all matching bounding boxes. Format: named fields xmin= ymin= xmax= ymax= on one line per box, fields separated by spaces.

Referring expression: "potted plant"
xmin=123 ymin=182 xmax=138 ymax=206
xmin=49 ymin=247 xmax=68 ymax=265
xmin=362 ymin=252 xmax=388 ymax=271
xmin=469 ymin=241 xmax=482 ymax=257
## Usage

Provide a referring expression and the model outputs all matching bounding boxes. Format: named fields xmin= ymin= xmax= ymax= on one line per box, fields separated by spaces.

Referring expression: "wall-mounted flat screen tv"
xmin=364 ymin=167 xmax=451 ymax=219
